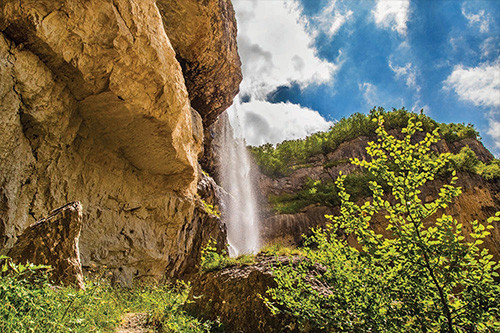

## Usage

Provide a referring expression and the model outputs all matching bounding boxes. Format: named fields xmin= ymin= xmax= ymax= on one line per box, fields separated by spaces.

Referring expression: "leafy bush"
xmin=250 ymin=107 xmax=479 ymax=178
xmin=478 ymin=159 xmax=500 ymax=180
xmin=447 ymin=146 xmax=500 ymax=180
xmin=259 ymin=243 xmax=304 ymax=257
xmin=264 ymin=116 xmax=500 ymax=332
xmin=200 ymin=198 xmax=221 ymax=218
xmin=448 ymin=146 xmax=480 ymax=173
xmin=0 ymin=256 xmax=211 ymax=332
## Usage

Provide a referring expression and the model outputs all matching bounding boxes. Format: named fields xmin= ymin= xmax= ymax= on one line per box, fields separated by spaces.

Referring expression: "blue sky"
xmin=229 ymin=0 xmax=500 ymax=156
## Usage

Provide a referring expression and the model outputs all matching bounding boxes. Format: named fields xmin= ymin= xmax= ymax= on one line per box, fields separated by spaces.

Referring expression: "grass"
xmin=200 ymin=240 xmax=256 ymax=272
xmin=259 ymin=243 xmax=304 ymax=257
xmin=0 ymin=258 xmax=211 ymax=332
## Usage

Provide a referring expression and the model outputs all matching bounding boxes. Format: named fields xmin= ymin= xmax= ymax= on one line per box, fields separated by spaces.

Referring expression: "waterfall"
xmin=218 ymin=103 xmax=260 ymax=256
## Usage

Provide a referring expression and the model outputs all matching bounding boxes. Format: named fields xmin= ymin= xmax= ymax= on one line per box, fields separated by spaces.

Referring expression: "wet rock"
xmin=167 ymin=172 xmax=228 ymax=278
xmin=8 ymin=202 xmax=85 ymax=289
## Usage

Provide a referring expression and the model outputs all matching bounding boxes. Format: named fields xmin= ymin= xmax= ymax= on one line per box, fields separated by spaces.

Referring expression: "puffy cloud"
xmin=462 ymin=7 xmax=492 ymax=33
xmin=229 ymin=0 xmax=337 ymax=146
xmin=444 ymin=60 xmax=500 ymax=150
xmin=228 ymin=100 xmax=333 ymax=147
xmin=373 ymin=0 xmax=410 ymax=36
xmin=444 ymin=61 xmax=500 ymax=108
xmin=233 ymin=0 xmax=338 ymax=99
xmin=315 ymin=0 xmax=353 ymax=38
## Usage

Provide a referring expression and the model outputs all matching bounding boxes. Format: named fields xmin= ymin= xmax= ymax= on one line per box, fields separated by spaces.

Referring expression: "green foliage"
xmin=447 ymin=146 xmax=500 ymax=179
xmin=0 ymin=256 xmax=210 ymax=332
xmin=478 ymin=159 xmax=500 ymax=180
xmin=259 ymin=243 xmax=304 ymax=257
xmin=264 ymin=116 xmax=500 ymax=332
xmin=200 ymin=240 xmax=255 ymax=272
xmin=200 ymin=199 xmax=221 ymax=218
xmin=448 ymin=146 xmax=481 ymax=173
xmin=269 ymin=171 xmax=382 ymax=214
xmin=250 ymin=107 xmax=479 ymax=178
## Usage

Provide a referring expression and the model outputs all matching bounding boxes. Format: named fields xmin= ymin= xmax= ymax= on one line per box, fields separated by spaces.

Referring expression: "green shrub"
xmin=478 ymin=159 xmax=500 ymax=180
xmin=268 ymin=171 xmax=386 ymax=214
xmin=264 ymin=116 xmax=500 ymax=332
xmin=448 ymin=146 xmax=480 ymax=173
xmin=200 ymin=198 xmax=221 ymax=218
xmin=259 ymin=243 xmax=304 ymax=257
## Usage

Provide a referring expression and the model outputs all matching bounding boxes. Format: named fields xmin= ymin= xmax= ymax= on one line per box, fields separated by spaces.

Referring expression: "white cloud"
xmin=444 ymin=62 xmax=500 ymax=108
xmin=373 ymin=0 xmax=410 ymax=36
xmin=389 ymin=61 xmax=419 ymax=91
xmin=480 ymin=37 xmax=498 ymax=58
xmin=229 ymin=0 xmax=337 ymax=146
xmin=444 ymin=60 xmax=500 ymax=150
xmin=315 ymin=0 xmax=353 ymax=38
xmin=228 ymin=100 xmax=333 ymax=147
xmin=233 ymin=0 xmax=338 ymax=99
xmin=487 ymin=118 xmax=500 ymax=149
xmin=359 ymin=82 xmax=378 ymax=106
xmin=462 ymin=7 xmax=491 ymax=33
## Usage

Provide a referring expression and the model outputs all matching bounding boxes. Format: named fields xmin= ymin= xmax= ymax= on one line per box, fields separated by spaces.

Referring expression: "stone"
xmin=170 ymin=171 xmax=228 ymax=278
xmin=8 ymin=202 xmax=85 ymax=289
xmin=187 ymin=255 xmax=309 ymax=332
xmin=0 ymin=0 xmax=236 ymax=284
xmin=257 ymin=135 xmax=500 ymax=259
xmin=158 ymin=0 xmax=242 ymax=126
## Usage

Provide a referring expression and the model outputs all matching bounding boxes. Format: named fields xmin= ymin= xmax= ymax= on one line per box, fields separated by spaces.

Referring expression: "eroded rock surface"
xmin=259 ymin=136 xmax=500 ymax=258
xmin=168 ymin=172 xmax=228 ymax=278
xmin=0 ymin=0 xmax=239 ymax=284
xmin=158 ymin=0 xmax=242 ymax=126
xmin=8 ymin=202 xmax=85 ymax=289
xmin=187 ymin=256 xmax=306 ymax=333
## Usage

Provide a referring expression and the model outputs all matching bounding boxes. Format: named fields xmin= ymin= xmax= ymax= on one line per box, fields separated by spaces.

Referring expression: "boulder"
xmin=187 ymin=255 xmax=305 ymax=332
xmin=8 ymin=202 xmax=85 ymax=289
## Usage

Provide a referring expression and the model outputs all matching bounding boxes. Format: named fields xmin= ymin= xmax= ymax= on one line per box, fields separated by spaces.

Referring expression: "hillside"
xmin=251 ymin=109 xmax=500 ymax=258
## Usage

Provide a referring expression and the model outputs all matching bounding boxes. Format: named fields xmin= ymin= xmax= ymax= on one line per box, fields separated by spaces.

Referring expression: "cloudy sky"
xmin=227 ymin=0 xmax=500 ymax=156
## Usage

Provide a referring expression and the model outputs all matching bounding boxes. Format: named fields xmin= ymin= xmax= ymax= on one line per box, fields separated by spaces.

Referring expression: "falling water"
xmin=218 ymin=103 xmax=260 ymax=256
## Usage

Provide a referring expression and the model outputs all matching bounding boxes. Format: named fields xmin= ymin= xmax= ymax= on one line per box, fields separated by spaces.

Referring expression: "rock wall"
xmin=0 ymin=0 xmax=241 ymax=284
xmin=258 ymin=135 xmax=500 ymax=258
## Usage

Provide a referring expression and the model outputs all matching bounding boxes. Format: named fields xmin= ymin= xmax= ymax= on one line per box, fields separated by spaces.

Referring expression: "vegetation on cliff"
xmin=250 ymin=108 xmax=484 ymax=178
xmin=0 ymin=257 xmax=211 ymax=332
xmin=254 ymin=108 xmax=499 ymax=215
xmin=263 ymin=116 xmax=500 ymax=332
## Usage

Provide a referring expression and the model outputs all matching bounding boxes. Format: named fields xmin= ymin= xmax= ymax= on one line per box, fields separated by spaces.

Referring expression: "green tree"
xmin=264 ymin=115 xmax=500 ymax=332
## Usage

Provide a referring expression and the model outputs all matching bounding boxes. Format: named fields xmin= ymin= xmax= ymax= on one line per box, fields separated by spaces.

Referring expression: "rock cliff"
xmin=0 ymin=0 xmax=241 ymax=284
xmin=258 ymin=135 xmax=500 ymax=258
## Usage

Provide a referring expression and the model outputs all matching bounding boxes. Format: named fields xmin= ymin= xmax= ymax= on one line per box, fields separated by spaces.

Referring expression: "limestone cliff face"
xmin=158 ymin=0 xmax=242 ymax=126
xmin=258 ymin=136 xmax=500 ymax=258
xmin=0 ymin=0 xmax=241 ymax=284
